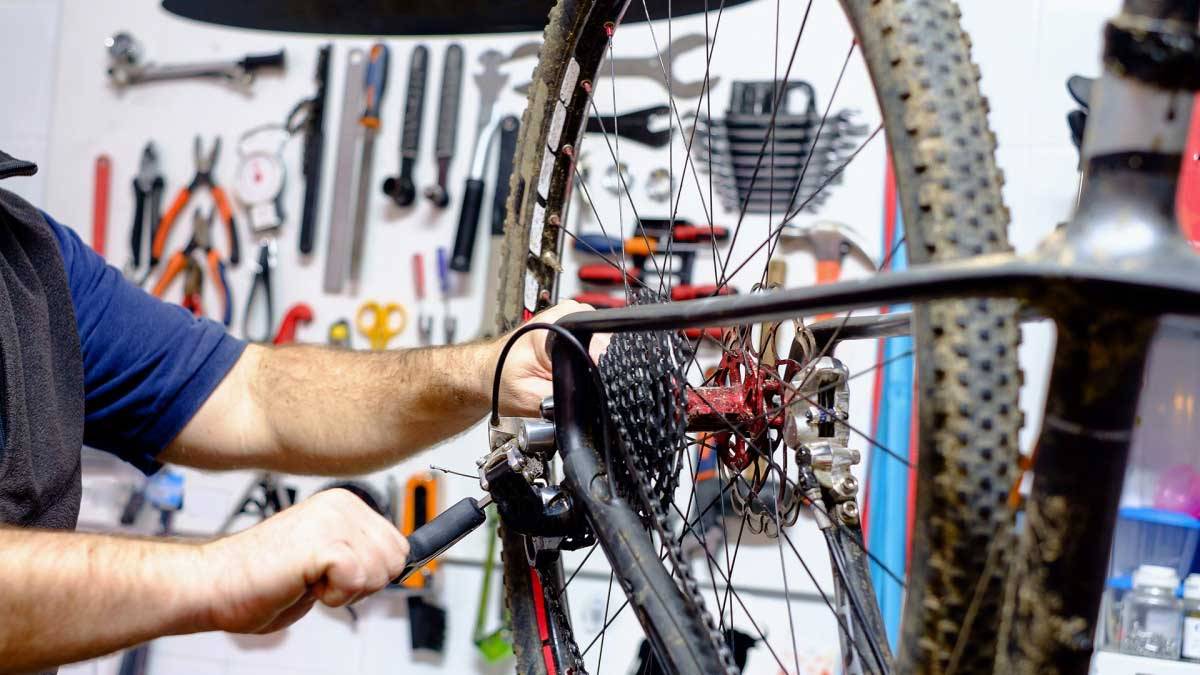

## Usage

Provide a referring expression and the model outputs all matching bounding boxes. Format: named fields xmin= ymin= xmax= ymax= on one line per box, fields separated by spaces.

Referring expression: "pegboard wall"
xmin=5 ymin=0 xmax=1118 ymax=672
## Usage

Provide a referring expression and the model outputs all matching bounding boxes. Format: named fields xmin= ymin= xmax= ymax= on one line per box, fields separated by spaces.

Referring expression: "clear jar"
xmin=1120 ymin=564 xmax=1183 ymax=659
xmin=1183 ymin=573 xmax=1200 ymax=662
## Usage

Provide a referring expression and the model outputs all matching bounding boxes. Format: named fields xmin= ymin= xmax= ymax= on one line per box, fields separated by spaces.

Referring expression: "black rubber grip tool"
xmin=382 ymin=45 xmax=429 ymax=207
xmin=394 ymin=494 xmax=491 ymax=585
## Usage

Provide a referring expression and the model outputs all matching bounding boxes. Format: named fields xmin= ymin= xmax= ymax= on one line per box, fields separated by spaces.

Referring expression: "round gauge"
xmin=235 ymin=152 xmax=285 ymax=204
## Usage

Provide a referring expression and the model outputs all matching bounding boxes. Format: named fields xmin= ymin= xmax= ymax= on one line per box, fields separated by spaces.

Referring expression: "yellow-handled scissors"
xmin=356 ymin=301 xmax=407 ymax=351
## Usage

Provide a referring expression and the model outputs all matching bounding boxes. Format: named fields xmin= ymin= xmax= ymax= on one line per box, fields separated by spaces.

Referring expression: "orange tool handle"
xmin=572 ymin=292 xmax=626 ymax=309
xmin=152 ymin=188 xmax=191 ymax=263
xmin=624 ymin=236 xmax=657 ymax=257
xmin=209 ymin=186 xmax=241 ymax=266
xmin=92 ymin=155 xmax=111 ymax=256
xmin=400 ymin=473 xmax=439 ymax=589
xmin=151 ymin=253 xmax=188 ymax=298
xmin=815 ymin=259 xmax=842 ymax=320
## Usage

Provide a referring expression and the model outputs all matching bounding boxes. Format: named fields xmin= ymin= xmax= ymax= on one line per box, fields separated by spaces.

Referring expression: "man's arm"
xmin=0 ymin=489 xmax=407 ymax=674
xmin=160 ymin=302 xmax=585 ymax=475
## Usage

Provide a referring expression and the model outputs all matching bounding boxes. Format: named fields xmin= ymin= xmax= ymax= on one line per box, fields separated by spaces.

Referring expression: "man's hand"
xmin=492 ymin=300 xmax=607 ymax=417
xmin=201 ymin=489 xmax=408 ymax=634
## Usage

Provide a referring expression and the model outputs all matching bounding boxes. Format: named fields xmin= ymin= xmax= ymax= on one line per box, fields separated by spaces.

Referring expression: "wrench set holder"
xmin=692 ymin=81 xmax=868 ymax=215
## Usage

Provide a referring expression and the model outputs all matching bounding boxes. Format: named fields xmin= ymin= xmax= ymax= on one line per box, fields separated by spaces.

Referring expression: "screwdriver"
xmin=573 ymin=233 xmax=709 ymax=258
xmin=572 ymin=292 xmax=627 ymax=308
xmin=635 ymin=218 xmax=731 ymax=242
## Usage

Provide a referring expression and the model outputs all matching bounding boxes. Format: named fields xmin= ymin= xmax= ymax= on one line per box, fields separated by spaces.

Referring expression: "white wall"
xmin=0 ymin=0 xmax=1133 ymax=673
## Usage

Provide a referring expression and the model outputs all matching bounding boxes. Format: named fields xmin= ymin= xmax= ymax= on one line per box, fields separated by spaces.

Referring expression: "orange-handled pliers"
xmin=151 ymin=136 xmax=241 ymax=269
xmin=152 ymin=208 xmax=232 ymax=326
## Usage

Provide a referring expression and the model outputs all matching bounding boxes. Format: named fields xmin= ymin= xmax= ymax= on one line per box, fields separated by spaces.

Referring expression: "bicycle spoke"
xmin=559 ymin=542 xmax=600 ymax=596
xmin=596 ymin=569 xmax=616 ymax=672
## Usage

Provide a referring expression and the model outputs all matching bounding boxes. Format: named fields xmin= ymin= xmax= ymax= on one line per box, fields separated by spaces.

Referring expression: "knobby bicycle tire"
xmin=494 ymin=0 xmax=1023 ymax=672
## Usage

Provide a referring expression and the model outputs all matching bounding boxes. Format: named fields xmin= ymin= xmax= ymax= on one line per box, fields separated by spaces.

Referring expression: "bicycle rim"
xmin=495 ymin=1 xmax=1023 ymax=672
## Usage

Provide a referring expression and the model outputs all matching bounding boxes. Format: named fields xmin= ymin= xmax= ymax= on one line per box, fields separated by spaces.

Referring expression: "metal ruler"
xmin=323 ymin=48 xmax=367 ymax=294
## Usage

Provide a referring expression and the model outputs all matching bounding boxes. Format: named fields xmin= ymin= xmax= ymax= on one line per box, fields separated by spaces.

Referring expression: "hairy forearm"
xmin=0 ymin=527 xmax=210 ymax=673
xmin=168 ymin=341 xmax=500 ymax=475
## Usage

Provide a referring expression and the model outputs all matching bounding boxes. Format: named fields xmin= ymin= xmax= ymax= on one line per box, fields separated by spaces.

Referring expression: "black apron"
xmin=0 ymin=150 xmax=86 ymax=530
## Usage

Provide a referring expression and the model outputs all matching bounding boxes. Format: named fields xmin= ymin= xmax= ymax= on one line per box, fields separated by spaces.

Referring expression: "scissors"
xmin=356 ymin=301 xmax=407 ymax=350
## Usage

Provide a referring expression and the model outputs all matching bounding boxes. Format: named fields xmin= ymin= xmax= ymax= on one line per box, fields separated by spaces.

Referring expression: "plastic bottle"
xmin=1184 ymin=573 xmax=1200 ymax=662
xmin=1120 ymin=564 xmax=1183 ymax=659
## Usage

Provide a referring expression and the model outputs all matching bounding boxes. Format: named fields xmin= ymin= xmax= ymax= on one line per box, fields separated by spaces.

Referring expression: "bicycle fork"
xmin=998 ymin=1 xmax=1200 ymax=671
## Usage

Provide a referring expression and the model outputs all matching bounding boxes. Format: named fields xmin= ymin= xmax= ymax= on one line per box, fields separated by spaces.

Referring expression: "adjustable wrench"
xmin=512 ymin=33 xmax=715 ymax=98
xmin=105 ymin=32 xmax=284 ymax=89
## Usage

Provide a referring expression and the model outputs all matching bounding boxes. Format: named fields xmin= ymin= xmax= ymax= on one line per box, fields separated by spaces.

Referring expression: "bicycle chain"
xmin=598 ymin=301 xmax=739 ymax=674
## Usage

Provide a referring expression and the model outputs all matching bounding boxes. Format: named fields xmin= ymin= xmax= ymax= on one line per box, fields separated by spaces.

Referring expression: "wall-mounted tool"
xmin=151 ymin=208 xmax=232 ymax=326
xmin=413 ymin=253 xmax=433 ymax=345
xmin=298 ymin=44 xmax=331 ymax=255
xmin=105 ymin=32 xmax=284 ymax=90
xmin=243 ymin=240 xmax=276 ymax=342
xmin=424 ymin=44 xmax=463 ymax=207
xmin=512 ymin=34 xmax=715 ymax=98
xmin=400 ymin=472 xmax=449 ymax=655
xmin=92 ymin=155 xmax=111 ymax=256
xmin=234 ymin=126 xmax=290 ymax=233
xmin=348 ymin=44 xmax=390 ymax=287
xmin=153 ymin=136 xmax=240 ymax=267
xmin=449 ymin=50 xmax=508 ymax=273
xmin=780 ymin=220 xmax=875 ymax=321
xmin=586 ymin=105 xmax=672 ymax=147
xmin=273 ymin=303 xmax=314 ymax=345
xmin=646 ymin=167 xmax=672 ymax=203
xmin=480 ymin=115 xmax=520 ymax=337
xmin=323 ymin=49 xmax=368 ymax=293
xmin=328 ymin=318 xmax=352 ymax=348
xmin=218 ymin=472 xmax=297 ymax=534
xmin=692 ymin=81 xmax=868 ymax=214
xmin=437 ymin=247 xmax=456 ymax=343
xmin=382 ymin=45 xmax=429 ymax=207
xmin=125 ymin=143 xmax=163 ymax=281
xmin=356 ymin=300 xmax=406 ymax=351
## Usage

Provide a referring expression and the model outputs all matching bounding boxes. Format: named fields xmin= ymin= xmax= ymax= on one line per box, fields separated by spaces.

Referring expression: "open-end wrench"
xmin=105 ymin=32 xmax=284 ymax=90
xmin=425 ymin=44 xmax=464 ymax=207
xmin=512 ymin=33 xmax=715 ymax=98
xmin=382 ymin=45 xmax=429 ymax=207
xmin=586 ymin=105 xmax=672 ymax=147
xmin=449 ymin=50 xmax=508 ymax=273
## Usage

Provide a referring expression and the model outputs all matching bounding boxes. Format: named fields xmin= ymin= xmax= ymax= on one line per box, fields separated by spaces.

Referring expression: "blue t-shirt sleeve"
xmin=45 ymin=213 xmax=246 ymax=474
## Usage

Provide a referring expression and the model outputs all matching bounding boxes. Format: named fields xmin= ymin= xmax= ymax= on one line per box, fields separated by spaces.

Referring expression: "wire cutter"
xmin=152 ymin=136 xmax=241 ymax=269
xmin=151 ymin=208 xmax=232 ymax=326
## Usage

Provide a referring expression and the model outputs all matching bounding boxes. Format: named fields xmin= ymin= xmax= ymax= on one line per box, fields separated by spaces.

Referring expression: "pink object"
xmin=1155 ymin=464 xmax=1200 ymax=518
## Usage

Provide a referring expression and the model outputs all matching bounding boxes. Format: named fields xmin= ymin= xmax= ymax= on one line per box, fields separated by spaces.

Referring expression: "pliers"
xmin=151 ymin=208 xmax=233 ymax=326
xmin=124 ymin=143 xmax=163 ymax=280
xmin=152 ymin=136 xmax=241 ymax=269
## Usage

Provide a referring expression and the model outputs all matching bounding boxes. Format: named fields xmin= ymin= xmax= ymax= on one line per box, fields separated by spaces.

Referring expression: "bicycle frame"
xmin=546 ymin=0 xmax=1200 ymax=671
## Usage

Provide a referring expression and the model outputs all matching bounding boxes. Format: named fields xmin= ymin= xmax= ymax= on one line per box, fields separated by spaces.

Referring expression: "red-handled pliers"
xmin=151 ymin=208 xmax=232 ymax=326
xmin=151 ymin=136 xmax=240 ymax=268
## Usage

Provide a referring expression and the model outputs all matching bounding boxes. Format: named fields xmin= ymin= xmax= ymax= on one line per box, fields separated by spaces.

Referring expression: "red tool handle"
xmin=572 ymin=292 xmax=626 ymax=309
xmin=682 ymin=327 xmax=726 ymax=341
xmin=92 ymin=155 xmax=111 ymax=256
xmin=670 ymin=284 xmax=733 ymax=301
xmin=274 ymin=303 xmax=315 ymax=345
xmin=578 ymin=264 xmax=639 ymax=285
xmin=413 ymin=253 xmax=426 ymax=300
xmin=672 ymin=225 xmax=728 ymax=243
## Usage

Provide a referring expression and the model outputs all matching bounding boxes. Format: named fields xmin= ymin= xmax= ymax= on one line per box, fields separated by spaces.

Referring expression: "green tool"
xmin=473 ymin=505 xmax=512 ymax=662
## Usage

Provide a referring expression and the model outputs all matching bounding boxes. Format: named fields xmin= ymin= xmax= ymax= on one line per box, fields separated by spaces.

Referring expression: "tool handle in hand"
xmin=394 ymin=496 xmax=487 ymax=585
xmin=239 ymin=50 xmax=286 ymax=72
xmin=449 ymin=178 xmax=485 ymax=272
xmin=361 ymin=43 xmax=390 ymax=126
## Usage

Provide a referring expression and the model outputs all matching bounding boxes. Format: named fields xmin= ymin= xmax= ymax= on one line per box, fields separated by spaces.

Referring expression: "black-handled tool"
xmin=395 ymin=494 xmax=491 ymax=585
xmin=299 ymin=45 xmax=331 ymax=255
xmin=425 ymin=44 xmax=463 ymax=207
xmin=383 ymin=45 xmax=429 ymax=207
xmin=449 ymin=50 xmax=508 ymax=272
xmin=491 ymin=116 xmax=520 ymax=236
xmin=586 ymin=104 xmax=672 ymax=147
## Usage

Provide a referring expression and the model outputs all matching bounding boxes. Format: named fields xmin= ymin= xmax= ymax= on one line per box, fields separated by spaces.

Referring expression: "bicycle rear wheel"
xmin=496 ymin=1 xmax=1022 ymax=672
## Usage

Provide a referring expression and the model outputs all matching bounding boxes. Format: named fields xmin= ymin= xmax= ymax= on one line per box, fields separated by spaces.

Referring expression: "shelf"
xmin=1092 ymin=650 xmax=1200 ymax=675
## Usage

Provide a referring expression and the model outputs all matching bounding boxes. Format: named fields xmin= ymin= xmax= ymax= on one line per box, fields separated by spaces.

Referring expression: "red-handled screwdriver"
xmin=572 ymin=292 xmax=627 ymax=308
xmin=670 ymin=284 xmax=736 ymax=301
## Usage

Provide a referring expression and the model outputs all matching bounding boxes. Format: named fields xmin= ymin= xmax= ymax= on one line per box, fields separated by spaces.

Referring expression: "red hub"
xmin=685 ymin=348 xmax=786 ymax=471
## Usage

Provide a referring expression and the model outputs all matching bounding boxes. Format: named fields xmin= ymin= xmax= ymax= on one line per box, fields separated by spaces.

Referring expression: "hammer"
xmin=781 ymin=221 xmax=876 ymax=320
